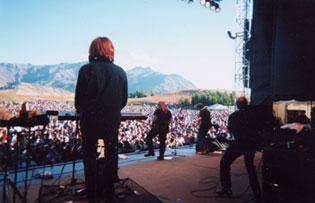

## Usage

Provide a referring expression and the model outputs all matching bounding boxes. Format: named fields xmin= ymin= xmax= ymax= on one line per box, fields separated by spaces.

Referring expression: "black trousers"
xmin=220 ymin=142 xmax=261 ymax=197
xmin=81 ymin=114 xmax=118 ymax=200
xmin=196 ymin=128 xmax=208 ymax=152
xmin=146 ymin=128 xmax=166 ymax=157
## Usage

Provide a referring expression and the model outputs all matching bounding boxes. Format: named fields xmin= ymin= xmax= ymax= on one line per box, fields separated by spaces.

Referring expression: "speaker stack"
xmin=262 ymin=147 xmax=315 ymax=202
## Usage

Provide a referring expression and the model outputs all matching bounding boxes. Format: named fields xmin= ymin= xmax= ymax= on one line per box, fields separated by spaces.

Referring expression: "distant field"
xmin=128 ymin=91 xmax=192 ymax=105
xmin=0 ymin=92 xmax=188 ymax=104
xmin=0 ymin=92 xmax=191 ymax=104
xmin=128 ymin=89 xmax=232 ymax=105
xmin=0 ymin=93 xmax=74 ymax=102
xmin=0 ymin=89 xmax=231 ymax=104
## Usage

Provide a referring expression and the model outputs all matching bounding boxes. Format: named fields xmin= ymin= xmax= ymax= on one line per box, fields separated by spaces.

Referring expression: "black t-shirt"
xmin=228 ymin=109 xmax=260 ymax=147
xmin=153 ymin=108 xmax=172 ymax=133
xmin=199 ymin=108 xmax=212 ymax=130
xmin=228 ymin=110 xmax=249 ymax=140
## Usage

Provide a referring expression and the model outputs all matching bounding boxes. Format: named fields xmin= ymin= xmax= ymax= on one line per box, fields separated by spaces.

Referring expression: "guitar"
xmin=197 ymin=119 xmax=202 ymax=130
xmin=213 ymin=124 xmax=228 ymax=131
xmin=137 ymin=120 xmax=153 ymax=127
xmin=197 ymin=120 xmax=228 ymax=131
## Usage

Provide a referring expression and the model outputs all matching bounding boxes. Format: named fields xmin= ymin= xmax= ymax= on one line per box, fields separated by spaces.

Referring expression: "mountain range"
xmin=0 ymin=62 xmax=196 ymax=95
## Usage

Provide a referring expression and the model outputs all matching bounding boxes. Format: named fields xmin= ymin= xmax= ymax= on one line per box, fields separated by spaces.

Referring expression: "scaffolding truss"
xmin=234 ymin=0 xmax=252 ymax=98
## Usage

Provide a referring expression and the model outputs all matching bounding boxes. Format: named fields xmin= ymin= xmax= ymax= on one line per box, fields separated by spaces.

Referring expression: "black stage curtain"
xmin=250 ymin=0 xmax=315 ymax=105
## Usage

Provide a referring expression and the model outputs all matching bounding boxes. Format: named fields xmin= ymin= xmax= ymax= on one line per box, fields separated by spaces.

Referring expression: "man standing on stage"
xmin=75 ymin=37 xmax=128 ymax=203
xmin=144 ymin=101 xmax=172 ymax=160
xmin=196 ymin=103 xmax=212 ymax=154
xmin=217 ymin=97 xmax=261 ymax=201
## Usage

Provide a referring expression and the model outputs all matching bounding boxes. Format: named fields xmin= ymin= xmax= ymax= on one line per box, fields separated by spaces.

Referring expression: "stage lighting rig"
xmin=183 ymin=0 xmax=222 ymax=13
xmin=210 ymin=1 xmax=216 ymax=10
xmin=211 ymin=2 xmax=221 ymax=12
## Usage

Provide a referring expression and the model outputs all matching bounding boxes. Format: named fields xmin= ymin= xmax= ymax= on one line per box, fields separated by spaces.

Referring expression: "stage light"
xmin=210 ymin=1 xmax=216 ymax=10
xmin=205 ymin=0 xmax=211 ymax=8
xmin=215 ymin=3 xmax=221 ymax=12
xmin=183 ymin=0 xmax=193 ymax=3
xmin=182 ymin=0 xmax=222 ymax=13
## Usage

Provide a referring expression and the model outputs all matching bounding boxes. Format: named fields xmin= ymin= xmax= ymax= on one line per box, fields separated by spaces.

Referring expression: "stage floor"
xmin=2 ymin=146 xmax=263 ymax=203
xmin=119 ymin=151 xmax=262 ymax=203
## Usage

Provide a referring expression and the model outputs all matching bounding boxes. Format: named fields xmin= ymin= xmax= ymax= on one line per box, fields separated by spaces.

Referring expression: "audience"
xmin=0 ymin=100 xmax=232 ymax=170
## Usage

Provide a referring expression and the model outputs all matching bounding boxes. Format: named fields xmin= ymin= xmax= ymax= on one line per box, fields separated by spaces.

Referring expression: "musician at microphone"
xmin=75 ymin=37 xmax=128 ymax=203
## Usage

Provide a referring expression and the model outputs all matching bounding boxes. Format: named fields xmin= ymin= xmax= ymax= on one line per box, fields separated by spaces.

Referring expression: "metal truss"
xmin=233 ymin=0 xmax=252 ymax=99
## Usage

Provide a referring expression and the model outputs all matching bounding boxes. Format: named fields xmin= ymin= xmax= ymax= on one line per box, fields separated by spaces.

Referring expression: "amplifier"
xmin=262 ymin=147 xmax=315 ymax=202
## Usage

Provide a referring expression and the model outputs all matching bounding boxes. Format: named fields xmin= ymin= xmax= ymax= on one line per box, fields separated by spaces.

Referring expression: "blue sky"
xmin=0 ymin=0 xmax=237 ymax=90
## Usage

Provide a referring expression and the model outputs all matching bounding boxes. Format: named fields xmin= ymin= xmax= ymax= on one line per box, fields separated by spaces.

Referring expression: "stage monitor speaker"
xmin=97 ymin=158 xmax=162 ymax=203
xmin=262 ymin=147 xmax=315 ymax=202
xmin=38 ymin=177 xmax=162 ymax=203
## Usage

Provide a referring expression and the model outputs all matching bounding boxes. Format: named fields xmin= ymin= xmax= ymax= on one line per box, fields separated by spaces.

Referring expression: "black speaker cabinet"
xmin=262 ymin=147 xmax=315 ymax=202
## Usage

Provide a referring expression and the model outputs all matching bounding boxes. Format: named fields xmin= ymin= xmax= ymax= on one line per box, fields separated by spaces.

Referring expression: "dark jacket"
xmin=75 ymin=61 xmax=128 ymax=132
xmin=199 ymin=107 xmax=212 ymax=130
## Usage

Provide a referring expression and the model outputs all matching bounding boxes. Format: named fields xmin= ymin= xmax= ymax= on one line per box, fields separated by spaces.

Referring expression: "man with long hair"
xmin=144 ymin=101 xmax=173 ymax=160
xmin=196 ymin=103 xmax=212 ymax=154
xmin=75 ymin=37 xmax=128 ymax=203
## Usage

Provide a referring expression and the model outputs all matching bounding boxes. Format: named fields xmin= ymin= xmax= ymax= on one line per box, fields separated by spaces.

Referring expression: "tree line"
xmin=179 ymin=91 xmax=236 ymax=106
xmin=128 ymin=89 xmax=154 ymax=98
xmin=128 ymin=89 xmax=236 ymax=107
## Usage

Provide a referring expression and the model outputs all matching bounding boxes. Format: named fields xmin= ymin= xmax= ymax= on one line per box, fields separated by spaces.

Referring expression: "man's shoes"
xmin=144 ymin=153 xmax=155 ymax=157
xmin=196 ymin=151 xmax=207 ymax=155
xmin=157 ymin=156 xmax=164 ymax=160
xmin=216 ymin=188 xmax=232 ymax=196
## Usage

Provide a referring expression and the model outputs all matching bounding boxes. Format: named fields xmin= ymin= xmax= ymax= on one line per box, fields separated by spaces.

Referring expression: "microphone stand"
xmin=174 ymin=134 xmax=178 ymax=156
xmin=171 ymin=106 xmax=186 ymax=160
xmin=69 ymin=115 xmax=82 ymax=199
xmin=171 ymin=127 xmax=186 ymax=160
xmin=2 ymin=126 xmax=10 ymax=203
xmin=2 ymin=125 xmax=25 ymax=203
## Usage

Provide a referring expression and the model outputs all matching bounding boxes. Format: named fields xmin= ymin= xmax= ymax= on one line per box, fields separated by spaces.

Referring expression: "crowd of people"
xmin=0 ymin=99 xmax=232 ymax=170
